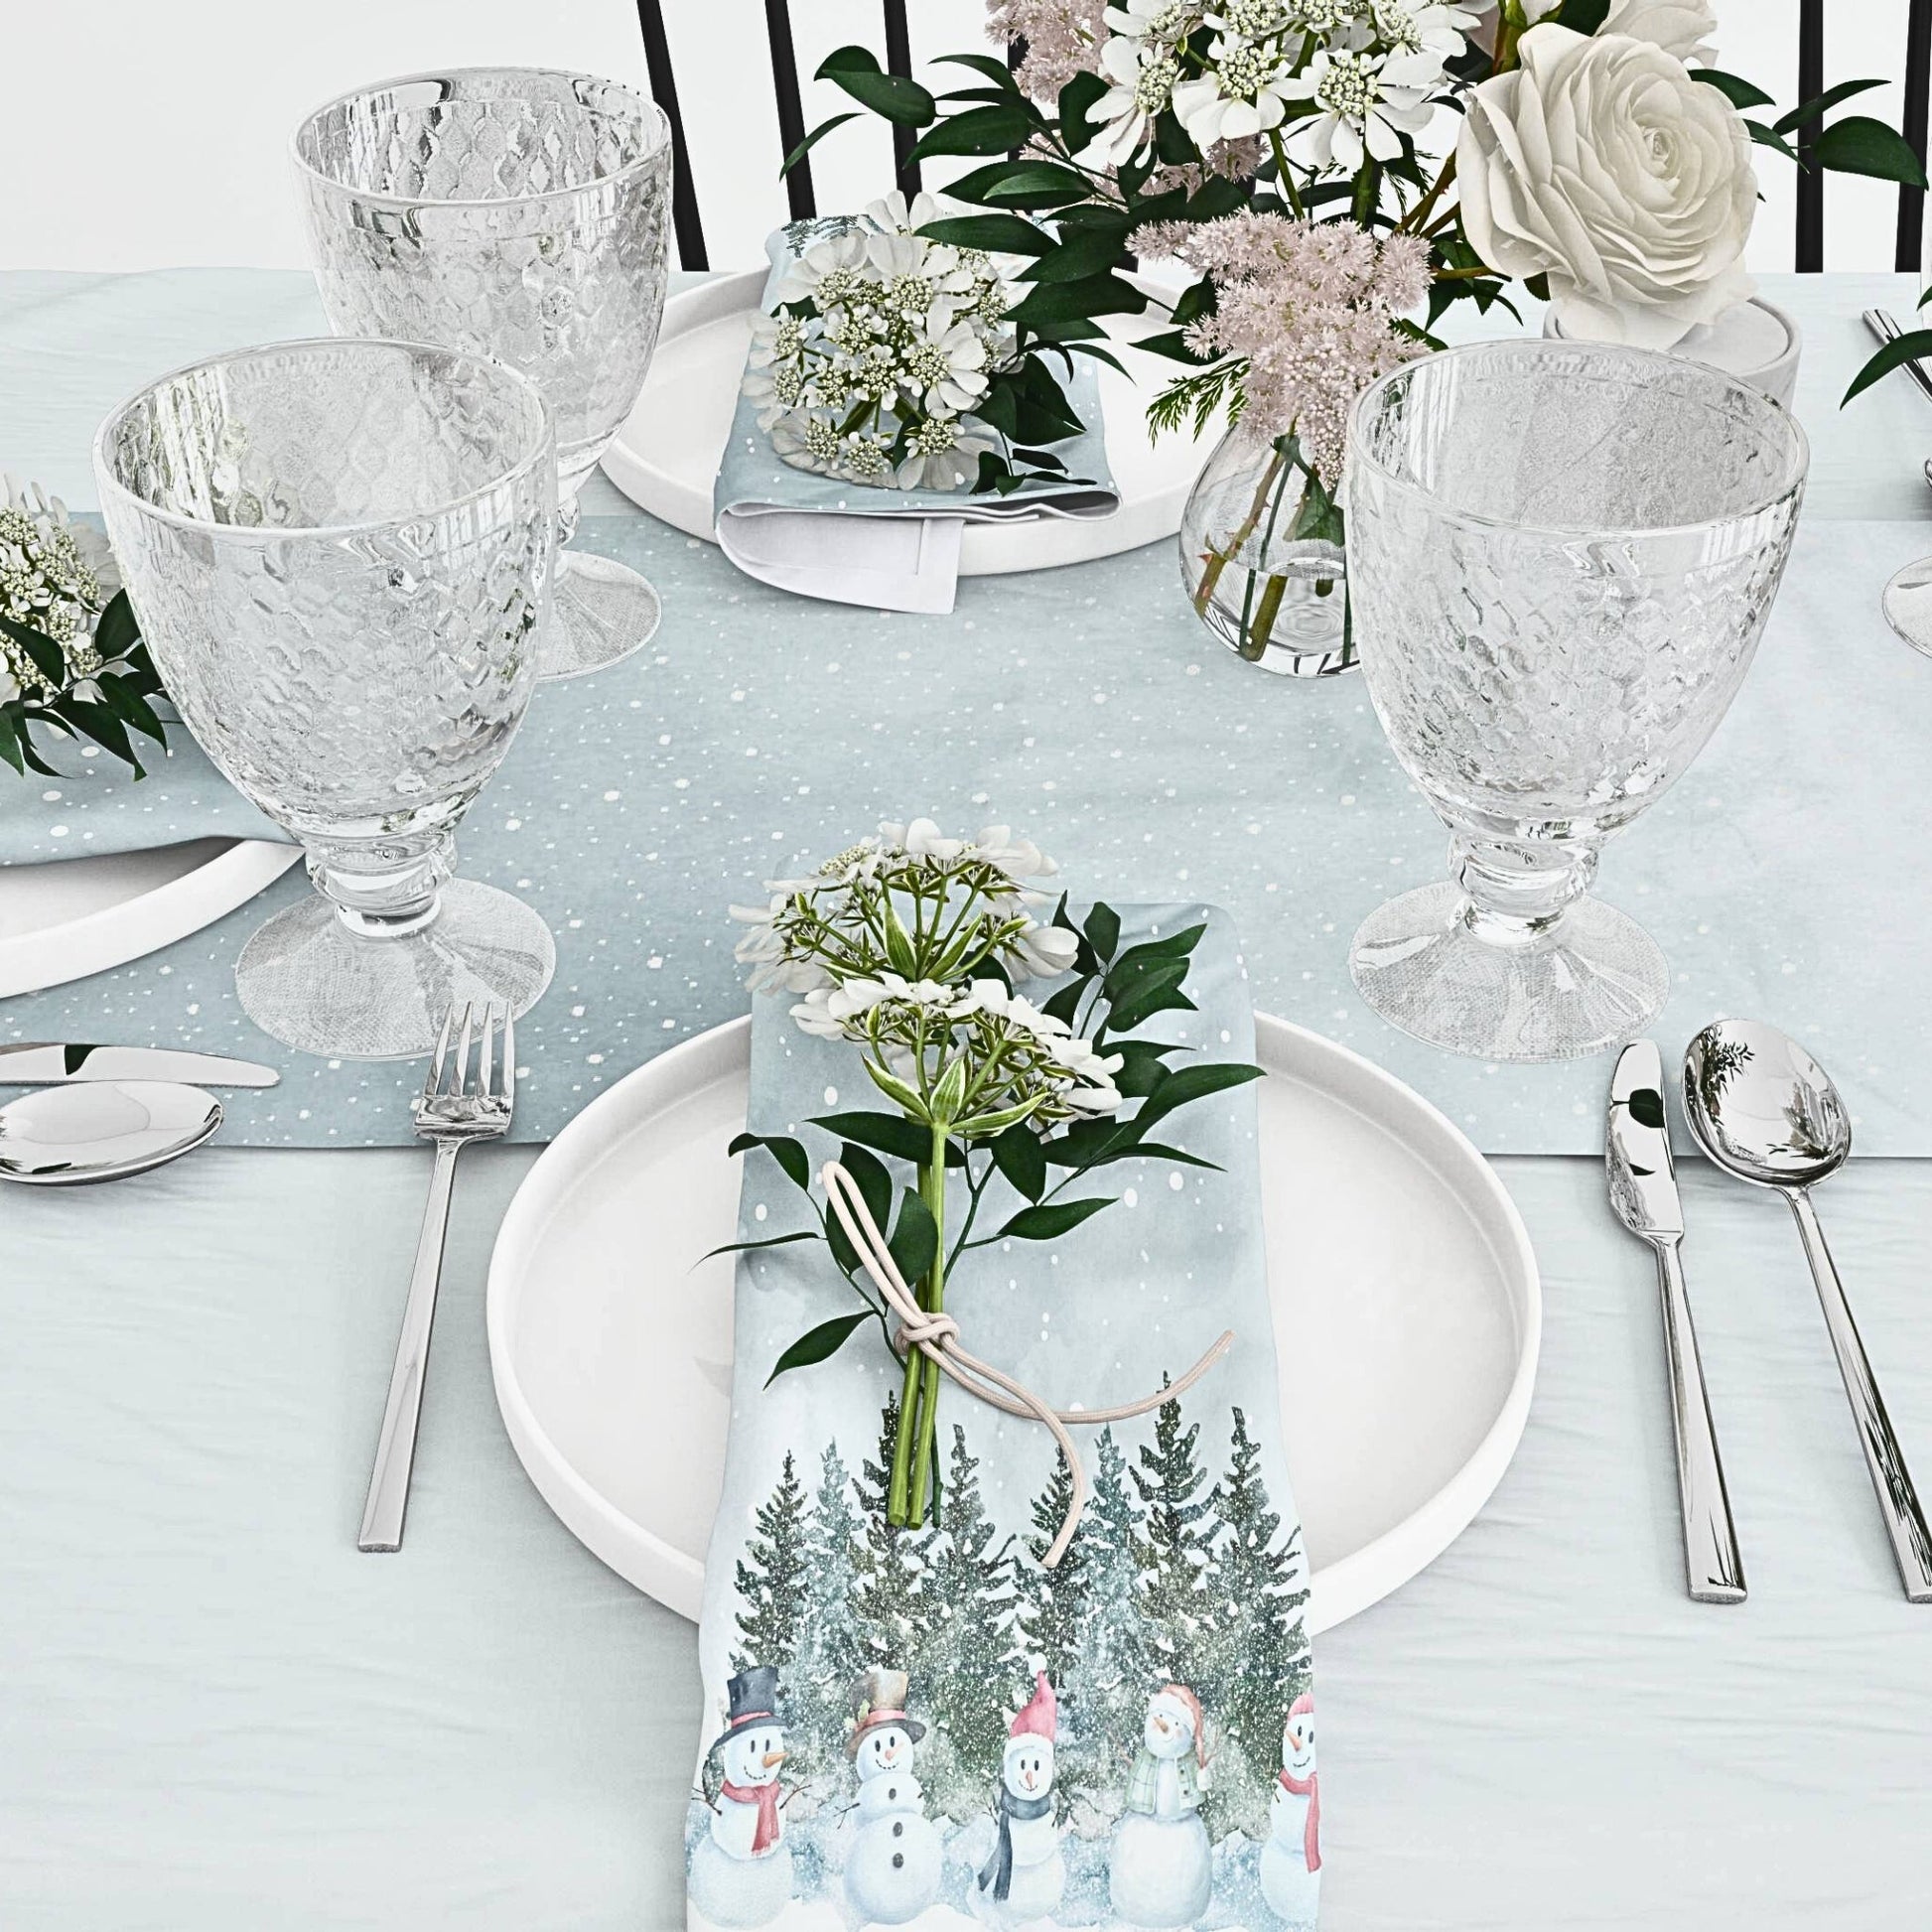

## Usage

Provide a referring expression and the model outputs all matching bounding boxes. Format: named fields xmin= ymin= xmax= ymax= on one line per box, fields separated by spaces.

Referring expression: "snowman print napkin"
xmin=684 ymin=906 xmax=1320 ymax=1931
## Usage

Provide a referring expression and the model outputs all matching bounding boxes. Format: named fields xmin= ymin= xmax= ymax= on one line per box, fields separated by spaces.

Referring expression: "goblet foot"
xmin=540 ymin=549 xmax=661 ymax=680
xmin=234 ymin=878 xmax=555 ymax=1059
xmin=1349 ymin=882 xmax=1667 ymax=1063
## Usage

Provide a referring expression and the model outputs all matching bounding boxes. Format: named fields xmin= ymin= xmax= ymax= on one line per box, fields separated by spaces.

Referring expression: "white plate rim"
xmin=486 ymin=1011 xmax=1540 ymax=1635
xmin=598 ymin=268 xmax=1212 ymax=579
xmin=0 ymin=838 xmax=299 ymax=1000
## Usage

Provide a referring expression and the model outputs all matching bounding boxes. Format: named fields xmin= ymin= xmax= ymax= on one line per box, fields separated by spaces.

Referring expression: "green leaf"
xmin=92 ymin=589 xmax=141 ymax=660
xmin=994 ymin=1197 xmax=1114 ymax=1241
xmin=1083 ymin=901 xmax=1121 ymax=962
xmin=934 ymin=52 xmax=1027 ymax=90
xmin=765 ymin=1311 xmax=872 ymax=1388
xmin=1742 ymin=120 xmax=1802 ymax=163
xmin=918 ymin=212 xmax=1052 ymax=255
xmin=1692 ymin=69 xmax=1775 ymax=112
xmin=811 ymin=1111 xmax=963 ymax=1167
xmin=1627 ymin=1088 xmax=1667 ymax=1133
xmin=908 ymin=102 xmax=1036 ymax=161
xmin=1008 ymin=273 xmax=1148 ymax=329
xmin=1129 ymin=1143 xmax=1223 ymax=1172
xmin=1040 ymin=975 xmax=1090 ymax=1028
xmin=816 ymin=46 xmax=936 ymax=127
xmin=727 ymin=1130 xmax=812 ymax=1192
xmin=0 ymin=613 xmax=69 ymax=691
xmin=1134 ymin=1061 xmax=1265 ymax=1131
xmin=1020 ymin=232 xmax=1130 ymax=285
xmin=1058 ymin=70 xmax=1109 ymax=156
xmin=702 ymin=1228 xmax=819 ymax=1263
xmin=1557 ymin=0 xmax=1609 ymax=30
xmin=50 ymin=695 xmax=136 ymax=771
xmin=1814 ymin=115 xmax=1929 ymax=187
xmin=1771 ymin=76 xmax=1887 ymax=136
xmin=1112 ymin=924 xmax=1206 ymax=973
xmin=947 ymin=159 xmax=1094 ymax=209
xmin=93 ymin=673 xmax=168 ymax=746
xmin=782 ymin=111 xmax=861 ymax=177
xmin=889 ymin=1189 xmax=939 ymax=1285
xmin=864 ymin=1055 xmax=930 ymax=1120
xmin=0 ymin=710 xmax=23 ymax=775
xmin=989 ymin=1121 xmax=1048 ymax=1202
xmin=1844 ymin=327 xmax=1932 ymax=403
xmin=839 ymin=1142 xmax=894 ymax=1234
xmin=1111 ymin=1039 xmax=1181 ymax=1099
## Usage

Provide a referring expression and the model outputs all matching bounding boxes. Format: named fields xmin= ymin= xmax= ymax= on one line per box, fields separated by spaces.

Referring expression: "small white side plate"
xmin=0 ymin=839 xmax=298 ymax=999
xmin=487 ymin=1012 xmax=1540 ymax=1633
xmin=599 ymin=269 xmax=1219 ymax=578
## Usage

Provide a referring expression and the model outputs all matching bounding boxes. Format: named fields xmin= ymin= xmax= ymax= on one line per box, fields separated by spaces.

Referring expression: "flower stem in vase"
xmin=1192 ymin=443 xmax=1289 ymax=630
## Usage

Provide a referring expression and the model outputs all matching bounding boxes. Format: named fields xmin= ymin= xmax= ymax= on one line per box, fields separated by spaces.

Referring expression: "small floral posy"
xmin=0 ymin=476 xmax=170 ymax=779
xmin=724 ymin=818 xmax=1262 ymax=1535
xmin=746 ymin=193 xmax=1079 ymax=496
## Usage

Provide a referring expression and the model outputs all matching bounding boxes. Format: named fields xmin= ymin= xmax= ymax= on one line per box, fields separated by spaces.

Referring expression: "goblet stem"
xmin=307 ymin=833 xmax=455 ymax=940
xmin=1449 ymin=832 xmax=1596 ymax=948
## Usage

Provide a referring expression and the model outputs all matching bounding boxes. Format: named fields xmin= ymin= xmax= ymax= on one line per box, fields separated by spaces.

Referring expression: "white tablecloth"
xmin=3 ymin=270 xmax=1931 ymax=1930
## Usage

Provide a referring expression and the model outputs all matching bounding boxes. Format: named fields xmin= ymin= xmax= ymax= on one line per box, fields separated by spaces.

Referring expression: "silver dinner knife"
xmin=0 ymin=1042 xmax=279 ymax=1088
xmin=1607 ymin=1040 xmax=1746 ymax=1604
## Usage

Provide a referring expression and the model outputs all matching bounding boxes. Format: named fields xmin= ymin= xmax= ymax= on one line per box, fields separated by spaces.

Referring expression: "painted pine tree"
xmin=1199 ymin=1407 xmax=1311 ymax=1839
xmin=1020 ymin=1450 xmax=1091 ymax=1698
xmin=850 ymin=1396 xmax=932 ymax=1686
xmin=786 ymin=1440 xmax=868 ymax=1789
xmin=1132 ymin=1394 xmax=1217 ymax=1687
xmin=1061 ymin=1424 xmax=1157 ymax=1826
xmin=732 ymin=1449 xmax=810 ymax=1676
xmin=921 ymin=1424 xmax=1027 ymax=1819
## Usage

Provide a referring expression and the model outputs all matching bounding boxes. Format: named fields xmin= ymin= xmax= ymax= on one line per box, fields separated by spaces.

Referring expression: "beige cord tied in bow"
xmin=820 ymin=1161 xmax=1233 ymax=1569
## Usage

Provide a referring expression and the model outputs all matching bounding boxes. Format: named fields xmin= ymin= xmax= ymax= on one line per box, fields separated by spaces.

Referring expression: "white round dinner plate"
xmin=0 ymin=839 xmax=298 ymax=1000
xmin=487 ymin=1011 xmax=1540 ymax=1633
xmin=599 ymin=270 xmax=1219 ymax=576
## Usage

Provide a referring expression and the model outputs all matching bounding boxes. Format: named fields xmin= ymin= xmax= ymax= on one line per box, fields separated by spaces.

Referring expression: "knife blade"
xmin=1607 ymin=1040 xmax=1744 ymax=1604
xmin=0 ymin=1043 xmax=279 ymax=1089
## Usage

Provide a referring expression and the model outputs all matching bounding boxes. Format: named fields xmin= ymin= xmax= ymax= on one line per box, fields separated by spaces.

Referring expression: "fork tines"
xmin=423 ymin=998 xmax=515 ymax=1107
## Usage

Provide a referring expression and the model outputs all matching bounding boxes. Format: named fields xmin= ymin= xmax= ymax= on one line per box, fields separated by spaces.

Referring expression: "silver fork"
xmin=358 ymin=999 xmax=515 ymax=1552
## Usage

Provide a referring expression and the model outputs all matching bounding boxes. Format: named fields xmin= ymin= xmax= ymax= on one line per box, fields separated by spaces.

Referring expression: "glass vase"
xmin=1177 ymin=420 xmax=1351 ymax=676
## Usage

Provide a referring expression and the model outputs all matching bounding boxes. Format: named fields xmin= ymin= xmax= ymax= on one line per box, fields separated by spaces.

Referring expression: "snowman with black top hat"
xmin=689 ymin=1665 xmax=794 ymax=1929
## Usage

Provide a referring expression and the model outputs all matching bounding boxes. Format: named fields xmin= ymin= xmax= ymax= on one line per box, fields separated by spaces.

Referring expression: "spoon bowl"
xmin=1682 ymin=1019 xmax=1850 ymax=1189
xmin=0 ymin=1080 xmax=222 ymax=1184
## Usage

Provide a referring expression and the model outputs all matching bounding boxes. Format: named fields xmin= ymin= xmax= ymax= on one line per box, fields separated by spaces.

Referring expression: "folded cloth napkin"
xmin=713 ymin=224 xmax=1120 ymax=617
xmin=687 ymin=905 xmax=1321 ymax=1932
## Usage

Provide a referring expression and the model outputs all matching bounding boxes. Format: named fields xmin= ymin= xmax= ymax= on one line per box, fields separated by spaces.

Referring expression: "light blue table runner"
xmin=5 ymin=515 xmax=1932 ymax=1151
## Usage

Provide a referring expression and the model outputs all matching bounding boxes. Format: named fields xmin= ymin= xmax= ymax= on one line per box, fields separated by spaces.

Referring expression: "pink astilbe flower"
xmin=989 ymin=0 xmax=1109 ymax=101
xmin=1164 ymin=213 xmax=1430 ymax=479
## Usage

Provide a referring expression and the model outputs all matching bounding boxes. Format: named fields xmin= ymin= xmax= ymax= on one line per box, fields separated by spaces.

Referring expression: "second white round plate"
xmin=599 ymin=270 xmax=1219 ymax=577
xmin=487 ymin=1012 xmax=1539 ymax=1633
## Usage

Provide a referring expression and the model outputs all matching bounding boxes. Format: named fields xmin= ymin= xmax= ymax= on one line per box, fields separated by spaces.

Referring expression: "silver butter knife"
xmin=1607 ymin=1040 xmax=1746 ymax=1604
xmin=0 ymin=1042 xmax=279 ymax=1089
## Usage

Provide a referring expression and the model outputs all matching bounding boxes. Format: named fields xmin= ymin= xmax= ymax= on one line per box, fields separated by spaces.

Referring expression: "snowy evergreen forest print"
xmin=687 ymin=1390 xmax=1317 ymax=1932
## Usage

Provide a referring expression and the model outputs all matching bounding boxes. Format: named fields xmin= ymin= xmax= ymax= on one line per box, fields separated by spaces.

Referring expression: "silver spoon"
xmin=0 ymin=1080 xmax=222 ymax=1184
xmin=1683 ymin=1021 xmax=1932 ymax=1601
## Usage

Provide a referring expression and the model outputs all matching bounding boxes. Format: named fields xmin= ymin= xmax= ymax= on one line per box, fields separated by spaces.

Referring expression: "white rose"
xmin=1597 ymin=0 xmax=1717 ymax=64
xmin=1455 ymin=25 xmax=1756 ymax=349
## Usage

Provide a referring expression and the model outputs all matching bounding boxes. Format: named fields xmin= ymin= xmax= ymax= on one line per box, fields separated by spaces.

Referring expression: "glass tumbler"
xmin=1342 ymin=341 xmax=1808 ymax=1062
xmin=95 ymin=339 xmax=558 ymax=1059
xmin=293 ymin=69 xmax=672 ymax=681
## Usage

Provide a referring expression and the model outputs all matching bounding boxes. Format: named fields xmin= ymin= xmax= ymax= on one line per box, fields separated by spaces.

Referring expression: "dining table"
xmin=3 ymin=265 xmax=1931 ymax=1931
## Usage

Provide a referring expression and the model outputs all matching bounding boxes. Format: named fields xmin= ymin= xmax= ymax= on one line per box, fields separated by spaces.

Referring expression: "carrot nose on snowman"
xmin=761 ymin=1749 xmax=786 ymax=1769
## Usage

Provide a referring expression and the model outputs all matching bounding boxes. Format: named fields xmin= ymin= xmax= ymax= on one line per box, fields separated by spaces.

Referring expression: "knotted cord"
xmin=820 ymin=1160 xmax=1233 ymax=1566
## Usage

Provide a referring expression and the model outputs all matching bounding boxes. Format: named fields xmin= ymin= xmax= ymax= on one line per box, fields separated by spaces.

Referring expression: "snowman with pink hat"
xmin=973 ymin=1672 xmax=1064 ymax=1925
xmin=1259 ymin=1693 xmax=1320 ymax=1928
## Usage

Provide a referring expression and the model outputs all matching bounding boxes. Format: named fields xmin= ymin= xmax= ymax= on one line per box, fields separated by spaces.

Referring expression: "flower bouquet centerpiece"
xmin=0 ymin=477 xmax=169 ymax=777
xmin=791 ymin=0 xmax=1922 ymax=670
xmin=726 ymin=819 xmax=1260 ymax=1529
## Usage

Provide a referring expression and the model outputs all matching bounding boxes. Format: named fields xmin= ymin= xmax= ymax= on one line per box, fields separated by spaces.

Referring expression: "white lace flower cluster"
xmin=733 ymin=820 xmax=1118 ymax=1134
xmin=1083 ymin=0 xmax=1474 ymax=174
xmin=743 ymin=193 xmax=1020 ymax=492
xmin=0 ymin=476 xmax=115 ymax=706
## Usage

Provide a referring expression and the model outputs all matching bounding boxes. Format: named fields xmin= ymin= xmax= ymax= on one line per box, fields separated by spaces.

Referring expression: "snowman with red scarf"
xmin=1259 ymin=1693 xmax=1320 ymax=1928
xmin=689 ymin=1666 xmax=794 ymax=1929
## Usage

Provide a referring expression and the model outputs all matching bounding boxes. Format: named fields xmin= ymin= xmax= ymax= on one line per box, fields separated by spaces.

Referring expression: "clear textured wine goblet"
xmin=293 ymin=68 xmax=672 ymax=681
xmin=95 ymin=339 xmax=559 ymax=1059
xmin=1341 ymin=340 xmax=1808 ymax=1061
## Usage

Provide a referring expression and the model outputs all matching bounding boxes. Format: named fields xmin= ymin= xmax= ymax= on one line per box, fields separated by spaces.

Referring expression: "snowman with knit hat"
xmin=973 ymin=1672 xmax=1064 ymax=1925
xmin=1109 ymin=1682 xmax=1213 ymax=1928
xmin=688 ymin=1665 xmax=794 ymax=1929
xmin=1259 ymin=1693 xmax=1320 ymax=1928
xmin=842 ymin=1665 xmax=942 ymax=1926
